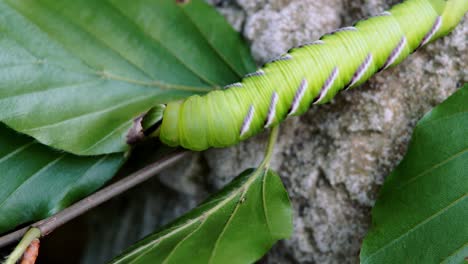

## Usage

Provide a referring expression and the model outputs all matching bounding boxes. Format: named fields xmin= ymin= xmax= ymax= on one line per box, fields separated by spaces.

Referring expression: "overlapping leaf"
xmin=110 ymin=168 xmax=293 ymax=264
xmin=0 ymin=0 xmax=255 ymax=155
xmin=0 ymin=124 xmax=124 ymax=234
xmin=360 ymin=85 xmax=468 ymax=264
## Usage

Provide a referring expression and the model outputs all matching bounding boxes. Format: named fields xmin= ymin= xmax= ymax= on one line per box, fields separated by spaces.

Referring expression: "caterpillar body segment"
xmin=160 ymin=0 xmax=468 ymax=151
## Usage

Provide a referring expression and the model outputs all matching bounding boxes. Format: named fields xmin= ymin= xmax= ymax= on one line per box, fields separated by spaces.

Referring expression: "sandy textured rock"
xmin=80 ymin=1 xmax=467 ymax=263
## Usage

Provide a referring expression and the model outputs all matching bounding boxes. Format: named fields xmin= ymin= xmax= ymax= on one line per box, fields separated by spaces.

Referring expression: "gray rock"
xmin=81 ymin=1 xmax=467 ymax=263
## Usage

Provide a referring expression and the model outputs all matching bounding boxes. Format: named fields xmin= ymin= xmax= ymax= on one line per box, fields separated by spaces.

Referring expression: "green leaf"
xmin=360 ymin=85 xmax=468 ymax=264
xmin=0 ymin=0 xmax=255 ymax=155
xmin=0 ymin=123 xmax=124 ymax=234
xmin=110 ymin=168 xmax=293 ymax=264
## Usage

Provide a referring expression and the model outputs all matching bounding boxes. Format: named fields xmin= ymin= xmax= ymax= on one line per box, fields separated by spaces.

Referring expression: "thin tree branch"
xmin=0 ymin=150 xmax=190 ymax=248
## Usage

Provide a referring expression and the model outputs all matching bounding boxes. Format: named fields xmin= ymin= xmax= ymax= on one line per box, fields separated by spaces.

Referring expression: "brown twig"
xmin=0 ymin=150 xmax=189 ymax=248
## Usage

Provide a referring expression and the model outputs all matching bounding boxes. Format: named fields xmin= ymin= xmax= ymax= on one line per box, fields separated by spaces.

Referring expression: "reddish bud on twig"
xmin=20 ymin=239 xmax=40 ymax=264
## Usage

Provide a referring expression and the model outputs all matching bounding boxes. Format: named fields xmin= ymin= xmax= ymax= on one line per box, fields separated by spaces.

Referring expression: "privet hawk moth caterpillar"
xmin=160 ymin=0 xmax=468 ymax=151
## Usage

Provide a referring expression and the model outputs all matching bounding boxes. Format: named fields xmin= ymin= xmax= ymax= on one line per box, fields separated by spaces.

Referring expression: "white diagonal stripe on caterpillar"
xmin=377 ymin=11 xmax=392 ymax=17
xmin=223 ymin=82 xmax=243 ymax=89
xmin=345 ymin=53 xmax=373 ymax=90
xmin=269 ymin=54 xmax=293 ymax=63
xmin=314 ymin=67 xmax=339 ymax=104
xmin=297 ymin=40 xmax=325 ymax=48
xmin=330 ymin=26 xmax=358 ymax=34
xmin=288 ymin=78 xmax=308 ymax=116
xmin=313 ymin=40 xmax=325 ymax=45
xmin=244 ymin=69 xmax=265 ymax=78
xmin=264 ymin=92 xmax=279 ymax=128
xmin=240 ymin=105 xmax=255 ymax=137
xmin=418 ymin=16 xmax=442 ymax=48
xmin=381 ymin=36 xmax=407 ymax=70
xmin=358 ymin=11 xmax=391 ymax=27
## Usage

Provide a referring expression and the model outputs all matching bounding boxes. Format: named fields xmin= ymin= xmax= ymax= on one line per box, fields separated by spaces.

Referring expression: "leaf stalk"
xmin=4 ymin=227 xmax=40 ymax=264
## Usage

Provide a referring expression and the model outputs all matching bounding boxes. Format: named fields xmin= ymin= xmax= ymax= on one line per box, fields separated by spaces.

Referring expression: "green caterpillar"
xmin=160 ymin=0 xmax=468 ymax=151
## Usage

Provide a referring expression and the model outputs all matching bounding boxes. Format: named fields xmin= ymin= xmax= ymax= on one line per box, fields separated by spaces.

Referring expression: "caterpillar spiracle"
xmin=160 ymin=0 xmax=468 ymax=151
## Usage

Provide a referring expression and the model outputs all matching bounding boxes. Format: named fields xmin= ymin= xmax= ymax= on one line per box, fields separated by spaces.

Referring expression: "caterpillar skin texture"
xmin=160 ymin=0 xmax=468 ymax=151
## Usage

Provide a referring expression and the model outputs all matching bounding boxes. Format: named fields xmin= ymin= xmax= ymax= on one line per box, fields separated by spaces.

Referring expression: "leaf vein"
xmin=261 ymin=170 xmax=273 ymax=238
xmin=81 ymin=119 xmax=134 ymax=154
xmin=161 ymin=219 xmax=206 ymax=264
xmin=0 ymin=141 xmax=35 ymax=165
xmin=178 ymin=6 xmax=244 ymax=78
xmin=363 ymin=194 xmax=468 ymax=264
xmin=47 ymin=155 xmax=111 ymax=215
xmin=20 ymin=94 xmax=157 ymax=132
xmin=0 ymin=79 xmax=102 ymax=101
xmin=0 ymin=155 xmax=66 ymax=209
xmin=396 ymin=148 xmax=468 ymax=189
xmin=104 ymin=0 xmax=219 ymax=87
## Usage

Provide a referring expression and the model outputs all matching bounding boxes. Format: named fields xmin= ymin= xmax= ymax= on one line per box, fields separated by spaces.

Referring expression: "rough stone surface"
xmin=80 ymin=1 xmax=467 ymax=263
